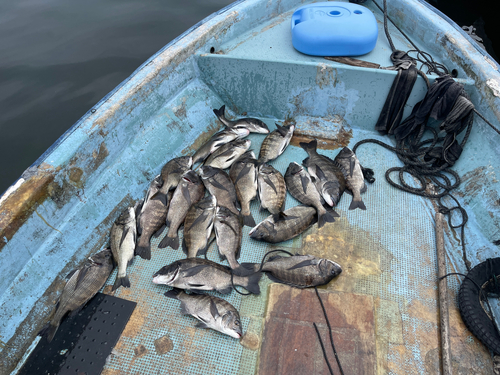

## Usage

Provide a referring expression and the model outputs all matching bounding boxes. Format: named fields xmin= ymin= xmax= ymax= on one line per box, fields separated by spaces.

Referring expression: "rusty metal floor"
xmin=98 ymin=128 xmax=493 ymax=375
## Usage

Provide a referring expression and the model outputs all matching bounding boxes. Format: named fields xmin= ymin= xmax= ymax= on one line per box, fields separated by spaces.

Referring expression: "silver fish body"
xmin=159 ymin=170 xmax=205 ymax=250
xmin=183 ymin=195 xmax=217 ymax=258
xmin=204 ymin=138 xmax=251 ymax=170
xmin=39 ymin=249 xmax=114 ymax=342
xmin=213 ymin=105 xmax=270 ymax=134
xmin=261 ymin=253 xmax=342 ymax=288
xmin=249 ymin=205 xmax=317 ymax=243
xmin=136 ymin=175 xmax=170 ymax=260
xmin=158 ymin=156 xmax=193 ymax=197
xmin=164 ymin=288 xmax=243 ymax=338
xmin=334 ymin=146 xmax=368 ymax=210
xmin=258 ymin=123 xmax=294 ymax=164
xmin=229 ymin=151 xmax=258 ymax=227
xmin=257 ymin=164 xmax=286 ymax=215
xmin=192 ymin=127 xmax=249 ymax=165
xmin=284 ymin=162 xmax=337 ymax=228
xmin=199 ymin=166 xmax=240 ymax=215
xmin=110 ymin=207 xmax=137 ymax=290
xmin=152 ymin=258 xmax=261 ymax=295
xmin=300 ymin=140 xmax=347 ymax=207
xmin=214 ymin=206 xmax=242 ymax=271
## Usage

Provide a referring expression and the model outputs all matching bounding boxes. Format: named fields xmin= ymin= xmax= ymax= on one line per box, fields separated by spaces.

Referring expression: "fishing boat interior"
xmin=2 ymin=0 xmax=500 ymax=374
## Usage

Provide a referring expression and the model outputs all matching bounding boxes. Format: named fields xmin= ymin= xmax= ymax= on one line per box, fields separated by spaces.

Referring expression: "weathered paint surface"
xmin=1 ymin=0 xmax=500 ymax=374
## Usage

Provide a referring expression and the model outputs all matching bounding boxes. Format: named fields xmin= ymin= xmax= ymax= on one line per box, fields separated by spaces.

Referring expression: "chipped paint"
xmin=487 ymin=78 xmax=500 ymax=97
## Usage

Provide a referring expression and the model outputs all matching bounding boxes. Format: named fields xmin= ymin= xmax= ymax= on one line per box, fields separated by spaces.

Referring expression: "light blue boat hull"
xmin=1 ymin=0 xmax=499 ymax=373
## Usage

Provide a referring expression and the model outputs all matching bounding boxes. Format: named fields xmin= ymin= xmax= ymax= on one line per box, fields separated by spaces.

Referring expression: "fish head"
xmin=285 ymin=124 xmax=295 ymax=134
xmin=243 ymin=119 xmax=270 ymax=134
xmin=199 ymin=165 xmax=220 ymax=180
xmin=175 ymin=155 xmax=194 ymax=170
xmin=319 ymin=259 xmax=342 ymax=279
xmin=258 ymin=163 xmax=274 ymax=175
xmin=249 ymin=220 xmax=275 ymax=241
xmin=215 ymin=206 xmax=233 ymax=221
xmin=322 ymin=181 xmax=341 ymax=207
xmin=234 ymin=138 xmax=252 ymax=151
xmin=152 ymin=262 xmax=180 ymax=285
xmin=221 ymin=311 xmax=243 ymax=339
xmin=231 ymin=126 xmax=251 ymax=138
xmin=285 ymin=162 xmax=303 ymax=177
xmin=197 ymin=195 xmax=217 ymax=210
xmin=116 ymin=206 xmax=136 ymax=225
xmin=182 ymin=170 xmax=201 ymax=185
xmin=92 ymin=248 xmax=114 ymax=265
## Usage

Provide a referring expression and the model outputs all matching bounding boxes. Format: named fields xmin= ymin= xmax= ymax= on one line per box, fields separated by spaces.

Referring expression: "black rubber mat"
xmin=18 ymin=293 xmax=136 ymax=375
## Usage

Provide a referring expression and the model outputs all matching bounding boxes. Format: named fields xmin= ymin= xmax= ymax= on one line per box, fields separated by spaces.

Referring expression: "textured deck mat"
xmin=99 ymin=127 xmax=493 ymax=375
xmin=18 ymin=293 xmax=136 ymax=375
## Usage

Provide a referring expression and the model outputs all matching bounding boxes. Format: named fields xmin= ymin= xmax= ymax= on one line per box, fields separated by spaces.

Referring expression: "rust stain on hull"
xmin=290 ymin=128 xmax=353 ymax=150
xmin=0 ymin=164 xmax=57 ymax=251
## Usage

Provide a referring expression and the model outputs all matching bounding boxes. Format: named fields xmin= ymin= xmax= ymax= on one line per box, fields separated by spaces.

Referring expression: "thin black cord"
xmin=315 ymin=287 xmax=345 ymax=375
xmin=313 ymin=323 xmax=335 ymax=375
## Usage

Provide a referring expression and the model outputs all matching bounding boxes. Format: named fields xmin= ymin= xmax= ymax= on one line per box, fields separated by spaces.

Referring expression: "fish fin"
xmin=349 ymin=158 xmax=355 ymax=177
xmin=231 ymin=264 xmax=256 ymax=277
xmin=325 ymin=206 xmax=340 ymax=217
xmin=182 ymin=238 xmax=188 ymax=255
xmin=195 ymin=322 xmax=210 ymax=329
xmin=315 ymin=165 xmax=326 ymax=180
xmin=240 ymin=271 xmax=262 ymax=295
xmin=182 ymin=264 xmax=210 ymax=277
xmin=188 ymin=211 xmax=209 ymax=232
xmin=210 ymin=178 xmax=229 ymax=192
xmin=66 ymin=269 xmax=78 ymax=279
xmin=302 ymin=157 xmax=310 ymax=168
xmin=287 ymin=259 xmax=316 ymax=270
xmin=151 ymin=192 xmax=168 ymax=206
xmin=213 ymin=105 xmax=226 ymax=121
xmin=196 ymin=243 xmax=210 ymax=258
xmin=360 ymin=182 xmax=368 ymax=194
xmin=68 ymin=304 xmax=86 ymax=318
xmin=135 ymin=245 xmax=151 ymax=260
xmin=39 ymin=322 xmax=59 ymax=343
xmin=158 ymin=234 xmax=179 ymax=250
xmin=119 ymin=227 xmax=132 ymax=248
xmin=217 ymin=285 xmax=233 ymax=294
xmin=181 ymin=185 xmax=191 ymax=207
xmin=179 ymin=301 xmax=190 ymax=315
xmin=153 ymin=225 xmax=166 ymax=238
xmin=75 ymin=267 xmax=88 ymax=289
xmin=112 ymin=275 xmax=131 ymax=291
xmin=318 ymin=211 xmax=334 ymax=228
xmin=299 ymin=140 xmax=317 ymax=153
xmin=275 ymin=123 xmax=288 ymax=137
xmin=242 ymin=213 xmax=256 ymax=227
xmin=164 ymin=288 xmax=182 ymax=300
xmin=361 ymin=166 xmax=375 ymax=183
xmin=349 ymin=198 xmax=366 ymax=210
xmin=210 ymin=299 xmax=220 ymax=319
xmin=300 ymin=174 xmax=309 ymax=194
xmin=262 ymin=175 xmax=277 ymax=194
xmin=128 ymin=257 xmax=134 ymax=267
xmin=234 ymin=163 xmax=252 ymax=185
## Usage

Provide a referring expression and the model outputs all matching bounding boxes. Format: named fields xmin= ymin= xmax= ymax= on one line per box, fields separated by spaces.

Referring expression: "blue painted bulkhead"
xmin=1 ymin=0 xmax=499 ymax=373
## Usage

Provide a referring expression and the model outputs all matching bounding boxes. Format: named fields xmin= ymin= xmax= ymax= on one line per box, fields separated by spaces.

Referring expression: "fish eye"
xmin=235 ymin=320 xmax=240 ymax=326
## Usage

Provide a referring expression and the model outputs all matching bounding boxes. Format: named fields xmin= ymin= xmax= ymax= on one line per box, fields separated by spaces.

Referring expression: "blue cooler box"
xmin=291 ymin=2 xmax=378 ymax=56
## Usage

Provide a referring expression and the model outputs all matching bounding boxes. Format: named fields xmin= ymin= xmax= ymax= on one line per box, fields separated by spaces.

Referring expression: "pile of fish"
xmin=39 ymin=105 xmax=373 ymax=341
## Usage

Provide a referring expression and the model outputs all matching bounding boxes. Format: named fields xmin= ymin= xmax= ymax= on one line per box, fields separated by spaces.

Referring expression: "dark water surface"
xmin=0 ymin=0 xmax=497 ymax=195
xmin=0 ymin=0 xmax=233 ymax=194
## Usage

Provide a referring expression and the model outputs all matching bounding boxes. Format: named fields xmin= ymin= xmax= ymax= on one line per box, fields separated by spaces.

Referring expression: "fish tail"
xmin=317 ymin=209 xmax=336 ymax=228
xmin=213 ymin=105 xmax=227 ymax=122
xmin=242 ymin=212 xmax=256 ymax=227
xmin=237 ymin=268 xmax=262 ymax=294
xmin=232 ymin=264 xmax=258 ymax=277
xmin=135 ymin=244 xmax=151 ymax=260
xmin=39 ymin=322 xmax=59 ymax=343
xmin=299 ymin=139 xmax=317 ymax=154
xmin=349 ymin=197 xmax=366 ymax=210
xmin=164 ymin=288 xmax=182 ymax=300
xmin=158 ymin=234 xmax=179 ymax=250
xmin=112 ymin=275 xmax=131 ymax=291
